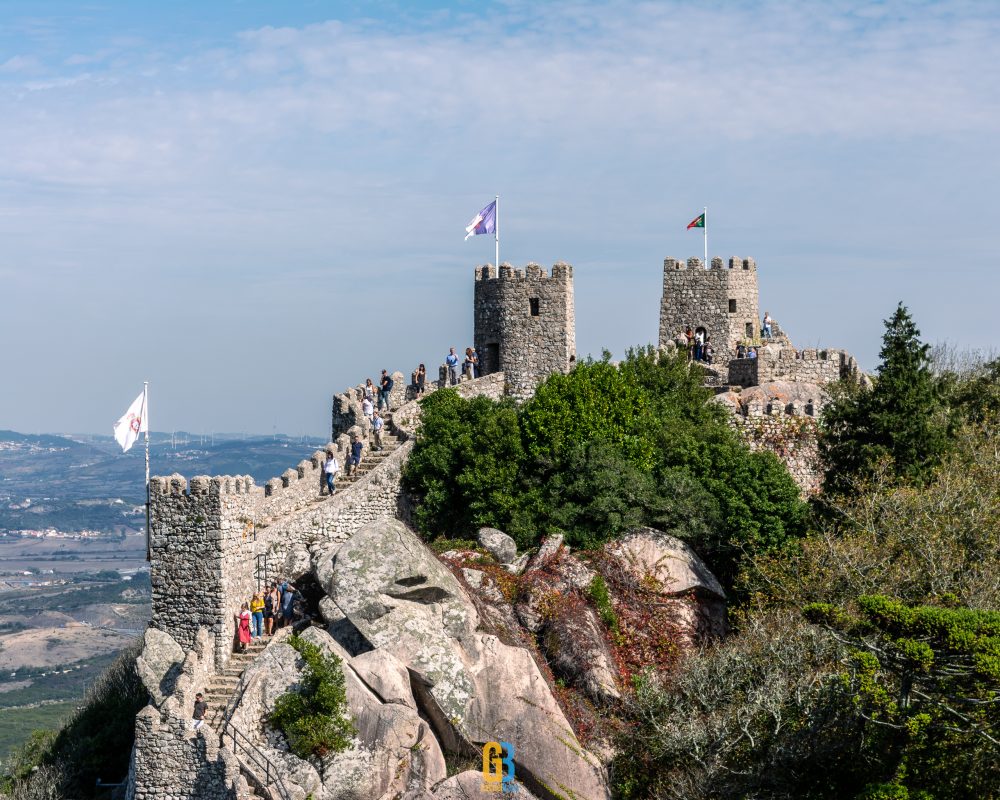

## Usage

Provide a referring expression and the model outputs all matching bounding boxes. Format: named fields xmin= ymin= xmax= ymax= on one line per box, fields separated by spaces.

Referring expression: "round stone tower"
xmin=474 ymin=261 xmax=576 ymax=400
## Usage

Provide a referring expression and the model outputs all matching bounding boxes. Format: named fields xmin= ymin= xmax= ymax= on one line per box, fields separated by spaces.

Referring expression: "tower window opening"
xmin=745 ymin=322 xmax=753 ymax=337
xmin=728 ymin=299 xmax=737 ymax=313
xmin=529 ymin=298 xmax=540 ymax=316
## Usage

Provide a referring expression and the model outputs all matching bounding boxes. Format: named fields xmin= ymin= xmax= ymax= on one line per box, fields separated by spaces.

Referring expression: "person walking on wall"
xmin=415 ymin=363 xmax=427 ymax=394
xmin=323 ymin=450 xmax=339 ymax=496
xmin=235 ymin=602 xmax=251 ymax=652
xmin=703 ymin=338 xmax=715 ymax=365
xmin=364 ymin=378 xmax=376 ymax=402
xmin=362 ymin=394 xmax=374 ymax=423
xmin=250 ymin=591 xmax=264 ymax=639
xmin=192 ymin=693 xmax=207 ymax=731
xmin=762 ymin=311 xmax=773 ymax=338
xmin=268 ymin=583 xmax=282 ymax=631
xmin=446 ymin=347 xmax=460 ymax=385
xmin=379 ymin=369 xmax=394 ymax=411
xmin=372 ymin=410 xmax=384 ymax=452
xmin=694 ymin=329 xmax=705 ymax=362
xmin=684 ymin=326 xmax=694 ymax=361
xmin=347 ymin=435 xmax=364 ymax=476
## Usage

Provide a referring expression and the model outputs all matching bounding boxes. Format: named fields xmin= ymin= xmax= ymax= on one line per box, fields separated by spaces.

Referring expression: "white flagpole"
xmin=703 ymin=206 xmax=708 ymax=268
xmin=495 ymin=194 xmax=500 ymax=269
xmin=144 ymin=381 xmax=151 ymax=562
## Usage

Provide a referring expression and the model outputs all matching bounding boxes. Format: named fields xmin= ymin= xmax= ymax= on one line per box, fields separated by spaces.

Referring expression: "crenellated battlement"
xmin=663 ymin=256 xmax=757 ymax=272
xmin=149 ymin=474 xmax=257 ymax=497
xmin=475 ymin=260 xmax=574 ymax=283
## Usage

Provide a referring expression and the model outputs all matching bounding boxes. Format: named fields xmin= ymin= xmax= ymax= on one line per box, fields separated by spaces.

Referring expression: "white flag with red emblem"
xmin=113 ymin=389 xmax=148 ymax=453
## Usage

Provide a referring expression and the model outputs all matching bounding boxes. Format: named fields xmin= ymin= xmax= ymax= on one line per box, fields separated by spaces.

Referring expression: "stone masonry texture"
xmin=474 ymin=262 xmax=576 ymax=400
xmin=659 ymin=256 xmax=760 ymax=358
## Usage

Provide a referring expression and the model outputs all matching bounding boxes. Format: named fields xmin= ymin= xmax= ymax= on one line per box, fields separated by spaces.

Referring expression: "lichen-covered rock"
xmin=136 ymin=628 xmax=185 ymax=706
xmin=315 ymin=520 xmax=610 ymax=800
xmin=530 ymin=533 xmax=564 ymax=568
xmin=542 ymin=602 xmax=620 ymax=703
xmin=432 ymin=769 xmax=540 ymax=799
xmin=476 ymin=527 xmax=517 ymax=564
xmin=606 ymin=527 xmax=725 ymax=599
xmin=284 ymin=543 xmax=312 ymax=579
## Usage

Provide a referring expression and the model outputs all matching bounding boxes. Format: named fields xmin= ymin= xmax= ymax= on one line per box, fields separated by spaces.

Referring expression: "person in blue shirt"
xmin=372 ymin=411 xmax=384 ymax=451
xmin=347 ymin=436 xmax=364 ymax=476
xmin=446 ymin=347 xmax=460 ymax=385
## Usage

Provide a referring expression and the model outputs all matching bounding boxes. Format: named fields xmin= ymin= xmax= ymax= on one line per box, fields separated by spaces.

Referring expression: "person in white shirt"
xmin=362 ymin=396 xmax=374 ymax=421
xmin=323 ymin=451 xmax=339 ymax=496
xmin=762 ymin=312 xmax=773 ymax=338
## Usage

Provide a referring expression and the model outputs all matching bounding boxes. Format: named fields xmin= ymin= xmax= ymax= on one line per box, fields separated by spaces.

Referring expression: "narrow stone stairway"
xmin=201 ymin=638 xmax=268 ymax=735
xmin=313 ymin=431 xmax=401 ymax=499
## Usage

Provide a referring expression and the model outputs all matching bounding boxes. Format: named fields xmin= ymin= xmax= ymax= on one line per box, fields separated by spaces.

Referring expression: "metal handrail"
xmin=223 ymin=720 xmax=295 ymax=800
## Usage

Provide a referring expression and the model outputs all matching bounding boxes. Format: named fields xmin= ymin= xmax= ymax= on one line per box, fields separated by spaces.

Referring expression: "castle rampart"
xmin=659 ymin=256 xmax=760 ymax=357
xmin=727 ymin=346 xmax=857 ymax=389
xmin=474 ymin=262 xmax=576 ymax=400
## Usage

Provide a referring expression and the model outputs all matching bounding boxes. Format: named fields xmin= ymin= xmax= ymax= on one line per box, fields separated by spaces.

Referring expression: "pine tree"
xmin=822 ymin=303 xmax=946 ymax=493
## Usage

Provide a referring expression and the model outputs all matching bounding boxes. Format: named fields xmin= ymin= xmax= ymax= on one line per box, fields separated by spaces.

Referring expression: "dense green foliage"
xmin=821 ymin=304 xmax=948 ymax=493
xmin=270 ymin=634 xmax=355 ymax=759
xmin=1 ymin=642 xmax=147 ymax=800
xmin=403 ymin=347 xmax=806 ymax=588
xmin=804 ymin=596 xmax=1000 ymax=798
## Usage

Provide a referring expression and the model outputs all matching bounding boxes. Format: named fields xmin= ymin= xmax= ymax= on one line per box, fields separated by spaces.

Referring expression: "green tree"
xmin=822 ymin=303 xmax=947 ymax=493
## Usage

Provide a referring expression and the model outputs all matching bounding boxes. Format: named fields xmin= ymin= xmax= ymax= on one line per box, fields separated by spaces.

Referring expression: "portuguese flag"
xmin=686 ymin=212 xmax=705 ymax=229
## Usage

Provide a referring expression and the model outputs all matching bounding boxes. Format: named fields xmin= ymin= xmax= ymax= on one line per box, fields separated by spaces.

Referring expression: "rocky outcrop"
xmin=312 ymin=519 xmax=609 ymax=800
xmin=135 ymin=628 xmax=185 ymax=706
xmin=606 ymin=527 xmax=727 ymax=644
xmin=431 ymin=770 xmax=541 ymax=799
xmin=227 ymin=626 xmax=445 ymax=800
xmin=476 ymin=527 xmax=517 ymax=564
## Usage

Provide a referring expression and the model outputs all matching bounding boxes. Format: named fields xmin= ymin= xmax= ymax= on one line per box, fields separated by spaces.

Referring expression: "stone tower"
xmin=658 ymin=256 xmax=760 ymax=357
xmin=474 ymin=261 xmax=576 ymax=400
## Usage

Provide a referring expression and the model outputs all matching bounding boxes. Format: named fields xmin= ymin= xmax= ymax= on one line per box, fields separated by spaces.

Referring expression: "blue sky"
xmin=1 ymin=1 xmax=998 ymax=436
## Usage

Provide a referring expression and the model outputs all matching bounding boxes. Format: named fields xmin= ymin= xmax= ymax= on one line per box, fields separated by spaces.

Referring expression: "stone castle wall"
xmin=659 ymin=257 xmax=760 ymax=358
xmin=727 ymin=347 xmax=857 ymax=388
xmin=729 ymin=413 xmax=822 ymax=495
xmin=474 ymin=262 xmax=575 ymax=400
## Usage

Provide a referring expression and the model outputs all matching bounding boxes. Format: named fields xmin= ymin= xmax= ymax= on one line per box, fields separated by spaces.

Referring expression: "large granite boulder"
xmin=227 ymin=626 xmax=445 ymax=800
xmin=313 ymin=519 xmax=609 ymax=800
xmin=476 ymin=527 xmax=517 ymax=564
xmin=541 ymin=602 xmax=620 ymax=703
xmin=432 ymin=770 xmax=540 ymax=799
xmin=605 ymin=527 xmax=727 ymax=644
xmin=136 ymin=628 xmax=185 ymax=706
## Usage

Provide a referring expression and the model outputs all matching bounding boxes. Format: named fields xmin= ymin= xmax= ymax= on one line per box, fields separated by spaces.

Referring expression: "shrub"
xmin=270 ymin=634 xmax=355 ymax=759
xmin=587 ymin=575 xmax=618 ymax=632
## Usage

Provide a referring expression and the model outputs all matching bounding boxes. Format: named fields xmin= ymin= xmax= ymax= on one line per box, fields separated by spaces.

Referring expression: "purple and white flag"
xmin=464 ymin=200 xmax=497 ymax=240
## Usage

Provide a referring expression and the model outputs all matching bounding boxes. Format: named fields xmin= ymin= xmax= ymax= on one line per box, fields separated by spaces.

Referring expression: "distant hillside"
xmin=0 ymin=431 xmax=326 ymax=532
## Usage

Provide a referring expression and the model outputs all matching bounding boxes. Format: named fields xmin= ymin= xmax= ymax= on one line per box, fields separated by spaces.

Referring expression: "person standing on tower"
xmin=446 ymin=347 xmax=460 ymax=385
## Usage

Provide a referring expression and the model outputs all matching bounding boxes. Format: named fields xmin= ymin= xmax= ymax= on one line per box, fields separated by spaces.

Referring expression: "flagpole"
xmin=703 ymin=206 xmax=708 ymax=268
xmin=495 ymin=194 xmax=500 ymax=269
xmin=144 ymin=381 xmax=151 ymax=563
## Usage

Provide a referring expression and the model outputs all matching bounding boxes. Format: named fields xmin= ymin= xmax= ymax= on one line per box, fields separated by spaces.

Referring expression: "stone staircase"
xmin=313 ymin=429 xmax=402 ymax=500
xmin=201 ymin=638 xmax=268 ymax=735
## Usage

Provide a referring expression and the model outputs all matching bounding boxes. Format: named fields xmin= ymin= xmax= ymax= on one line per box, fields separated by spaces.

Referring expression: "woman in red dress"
xmin=236 ymin=602 xmax=252 ymax=652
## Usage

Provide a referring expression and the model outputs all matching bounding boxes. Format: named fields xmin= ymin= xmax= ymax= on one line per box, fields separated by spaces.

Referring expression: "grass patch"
xmin=0 ymin=703 xmax=76 ymax=763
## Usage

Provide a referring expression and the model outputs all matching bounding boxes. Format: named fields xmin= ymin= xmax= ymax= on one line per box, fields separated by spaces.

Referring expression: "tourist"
xmin=469 ymin=348 xmax=480 ymax=378
xmin=363 ymin=378 xmax=376 ymax=402
xmin=736 ymin=342 xmax=747 ymax=359
xmin=280 ymin=581 xmax=296 ymax=626
xmin=372 ymin=410 xmax=384 ymax=452
xmin=362 ymin=394 xmax=374 ymax=422
xmin=748 ymin=346 xmax=758 ymax=360
xmin=192 ymin=693 xmax=207 ymax=731
xmin=684 ymin=326 xmax=694 ymax=361
xmin=323 ymin=450 xmax=339 ymax=496
xmin=694 ymin=329 xmax=705 ymax=362
xmin=703 ymin=338 xmax=714 ymax=365
xmin=464 ymin=347 xmax=476 ymax=379
xmin=267 ymin=583 xmax=282 ymax=632
xmin=250 ymin=591 xmax=264 ymax=639
xmin=263 ymin=584 xmax=275 ymax=635
xmin=762 ymin=311 xmax=773 ymax=338
xmin=347 ymin=435 xmax=363 ymax=476
xmin=446 ymin=347 xmax=460 ymax=385
xmin=379 ymin=369 xmax=394 ymax=411
xmin=235 ymin=602 xmax=251 ymax=652
xmin=415 ymin=363 xmax=427 ymax=394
